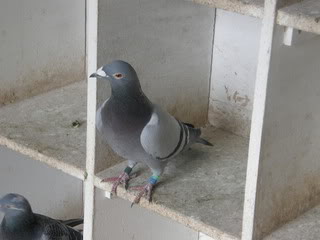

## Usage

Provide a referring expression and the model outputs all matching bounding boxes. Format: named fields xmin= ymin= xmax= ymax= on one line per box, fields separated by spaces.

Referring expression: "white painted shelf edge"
xmin=0 ymin=136 xmax=85 ymax=180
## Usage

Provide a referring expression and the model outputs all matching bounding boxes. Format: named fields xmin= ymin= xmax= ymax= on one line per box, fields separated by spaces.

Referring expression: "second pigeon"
xmin=0 ymin=193 xmax=83 ymax=240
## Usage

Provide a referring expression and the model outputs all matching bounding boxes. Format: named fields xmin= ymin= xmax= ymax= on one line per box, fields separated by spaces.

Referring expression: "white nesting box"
xmin=0 ymin=0 xmax=85 ymax=221
xmin=0 ymin=0 xmax=320 ymax=240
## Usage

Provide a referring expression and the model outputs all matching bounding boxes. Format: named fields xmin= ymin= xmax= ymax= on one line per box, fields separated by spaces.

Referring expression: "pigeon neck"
xmin=2 ymin=210 xmax=35 ymax=232
xmin=111 ymin=82 xmax=144 ymax=100
xmin=109 ymin=84 xmax=153 ymax=118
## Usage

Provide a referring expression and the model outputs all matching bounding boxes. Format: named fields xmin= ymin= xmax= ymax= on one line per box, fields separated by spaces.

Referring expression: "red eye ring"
xmin=113 ymin=73 xmax=123 ymax=79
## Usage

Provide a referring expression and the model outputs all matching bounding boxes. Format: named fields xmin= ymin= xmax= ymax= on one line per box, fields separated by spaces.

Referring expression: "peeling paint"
xmin=304 ymin=112 xmax=313 ymax=120
xmin=232 ymin=91 xmax=239 ymax=102
xmin=223 ymin=86 xmax=251 ymax=107
xmin=208 ymin=99 xmax=251 ymax=137
xmin=224 ymin=85 xmax=232 ymax=101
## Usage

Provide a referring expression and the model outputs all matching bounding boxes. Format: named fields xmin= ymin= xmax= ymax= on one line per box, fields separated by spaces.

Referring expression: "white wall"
xmin=209 ymin=10 xmax=261 ymax=137
xmin=0 ymin=0 xmax=85 ymax=105
xmin=93 ymin=188 xmax=199 ymax=240
xmin=0 ymin=146 xmax=83 ymax=220
xmin=96 ymin=0 xmax=215 ymax=126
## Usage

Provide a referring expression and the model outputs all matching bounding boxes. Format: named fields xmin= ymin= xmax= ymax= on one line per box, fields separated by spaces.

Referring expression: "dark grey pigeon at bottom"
xmin=90 ymin=60 xmax=213 ymax=205
xmin=0 ymin=193 xmax=83 ymax=240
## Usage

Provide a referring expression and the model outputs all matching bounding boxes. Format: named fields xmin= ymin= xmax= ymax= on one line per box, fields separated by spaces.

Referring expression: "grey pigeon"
xmin=0 ymin=193 xmax=83 ymax=240
xmin=90 ymin=60 xmax=212 ymax=205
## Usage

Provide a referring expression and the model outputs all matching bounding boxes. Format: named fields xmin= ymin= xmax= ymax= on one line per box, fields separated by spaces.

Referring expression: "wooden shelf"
xmin=193 ymin=0 xmax=264 ymax=18
xmin=0 ymin=81 xmax=87 ymax=180
xmin=194 ymin=0 xmax=320 ymax=34
xmin=95 ymin=127 xmax=249 ymax=240
xmin=278 ymin=0 xmax=320 ymax=35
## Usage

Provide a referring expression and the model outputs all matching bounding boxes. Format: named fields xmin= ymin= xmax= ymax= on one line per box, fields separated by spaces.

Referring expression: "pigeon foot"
xmin=130 ymin=183 xmax=155 ymax=207
xmin=101 ymin=172 xmax=136 ymax=195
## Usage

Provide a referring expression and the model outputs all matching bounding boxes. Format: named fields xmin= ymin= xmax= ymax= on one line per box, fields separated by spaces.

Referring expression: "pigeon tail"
xmin=196 ymin=137 xmax=213 ymax=146
xmin=183 ymin=123 xmax=213 ymax=147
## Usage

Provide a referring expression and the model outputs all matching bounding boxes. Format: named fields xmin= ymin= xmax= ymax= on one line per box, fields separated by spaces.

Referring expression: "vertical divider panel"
xmin=248 ymin=20 xmax=320 ymax=240
xmin=84 ymin=0 xmax=98 ymax=239
xmin=242 ymin=0 xmax=279 ymax=240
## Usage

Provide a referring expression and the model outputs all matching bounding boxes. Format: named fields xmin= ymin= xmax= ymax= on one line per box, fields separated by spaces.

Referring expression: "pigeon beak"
xmin=89 ymin=67 xmax=108 ymax=79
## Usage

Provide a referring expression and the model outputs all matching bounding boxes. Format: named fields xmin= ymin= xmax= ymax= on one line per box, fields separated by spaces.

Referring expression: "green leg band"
xmin=124 ymin=166 xmax=133 ymax=175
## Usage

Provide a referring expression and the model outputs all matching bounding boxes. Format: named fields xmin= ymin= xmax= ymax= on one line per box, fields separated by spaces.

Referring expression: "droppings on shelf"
xmin=72 ymin=120 xmax=82 ymax=128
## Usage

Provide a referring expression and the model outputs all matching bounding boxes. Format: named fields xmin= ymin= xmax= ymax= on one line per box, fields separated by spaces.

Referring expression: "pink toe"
xmin=101 ymin=177 xmax=119 ymax=183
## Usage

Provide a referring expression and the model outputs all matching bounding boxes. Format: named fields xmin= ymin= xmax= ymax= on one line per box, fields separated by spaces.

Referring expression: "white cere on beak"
xmin=96 ymin=67 xmax=107 ymax=77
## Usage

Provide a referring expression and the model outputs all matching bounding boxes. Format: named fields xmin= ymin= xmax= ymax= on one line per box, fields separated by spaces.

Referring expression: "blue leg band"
xmin=148 ymin=175 xmax=159 ymax=185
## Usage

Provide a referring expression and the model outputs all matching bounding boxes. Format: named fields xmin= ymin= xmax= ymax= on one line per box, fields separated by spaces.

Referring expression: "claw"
xmin=101 ymin=172 xmax=130 ymax=195
xmin=131 ymin=183 xmax=154 ymax=207
xmin=101 ymin=171 xmax=139 ymax=195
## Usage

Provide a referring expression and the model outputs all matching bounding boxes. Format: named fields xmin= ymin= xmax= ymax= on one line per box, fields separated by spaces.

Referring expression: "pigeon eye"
xmin=113 ymin=73 xmax=124 ymax=79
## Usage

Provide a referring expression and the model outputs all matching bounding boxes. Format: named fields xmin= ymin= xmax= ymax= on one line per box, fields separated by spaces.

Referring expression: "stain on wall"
xmin=209 ymin=10 xmax=261 ymax=137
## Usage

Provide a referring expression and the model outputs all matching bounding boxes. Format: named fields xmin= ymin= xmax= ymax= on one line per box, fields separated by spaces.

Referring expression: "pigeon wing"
xmin=140 ymin=105 xmax=189 ymax=161
xmin=37 ymin=215 xmax=82 ymax=240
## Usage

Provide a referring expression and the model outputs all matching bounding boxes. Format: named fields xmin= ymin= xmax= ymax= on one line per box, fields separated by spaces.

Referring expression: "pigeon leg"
xmin=101 ymin=163 xmax=137 ymax=195
xmin=130 ymin=175 xmax=159 ymax=206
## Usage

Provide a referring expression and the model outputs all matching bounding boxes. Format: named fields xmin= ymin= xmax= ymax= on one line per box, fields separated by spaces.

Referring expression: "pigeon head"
xmin=90 ymin=60 xmax=142 ymax=96
xmin=0 ymin=193 xmax=33 ymax=215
